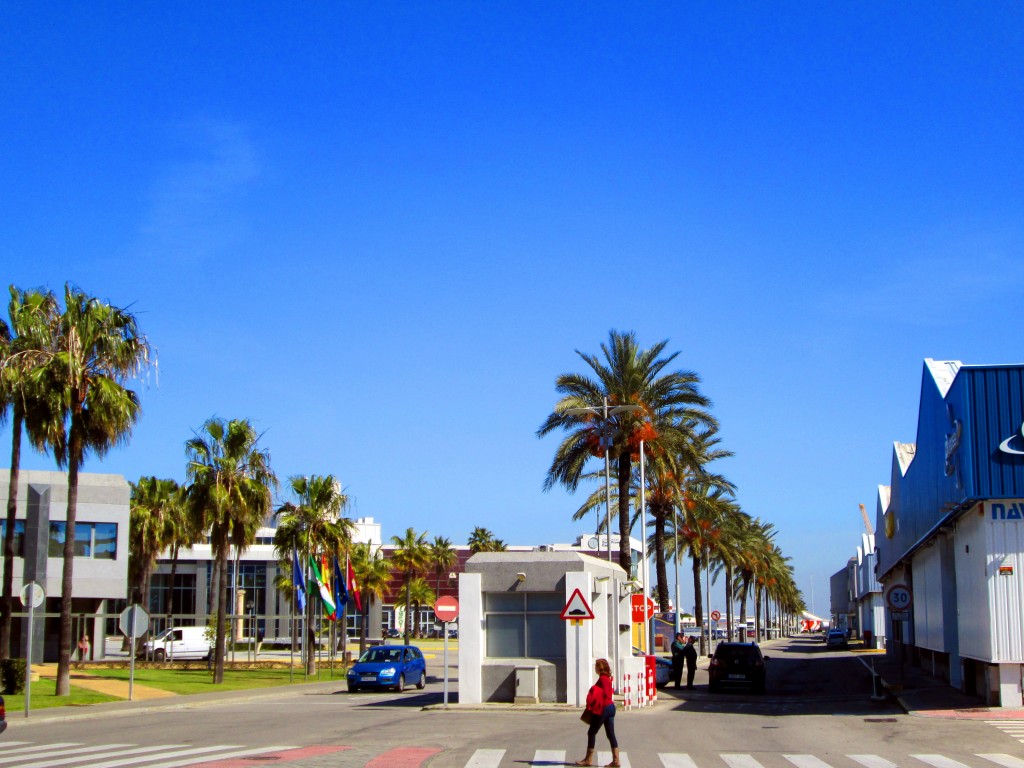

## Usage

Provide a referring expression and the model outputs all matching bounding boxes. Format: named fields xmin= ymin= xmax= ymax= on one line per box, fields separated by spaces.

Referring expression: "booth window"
xmin=484 ymin=591 xmax=566 ymax=659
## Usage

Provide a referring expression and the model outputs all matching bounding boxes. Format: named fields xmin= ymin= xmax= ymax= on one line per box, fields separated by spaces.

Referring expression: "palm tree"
xmin=163 ymin=484 xmax=200 ymax=617
xmin=391 ymin=527 xmax=430 ymax=645
xmin=0 ymin=286 xmax=59 ymax=659
xmin=127 ymin=477 xmax=181 ymax=608
xmin=273 ymin=474 xmax=352 ymax=674
xmin=186 ymin=417 xmax=276 ymax=684
xmin=351 ymin=542 xmax=390 ymax=653
xmin=429 ymin=536 xmax=456 ymax=597
xmin=467 ymin=526 xmax=506 ymax=553
xmin=539 ymin=330 xmax=716 ymax=574
xmin=44 ymin=285 xmax=154 ymax=696
xmin=397 ymin=577 xmax=436 ymax=639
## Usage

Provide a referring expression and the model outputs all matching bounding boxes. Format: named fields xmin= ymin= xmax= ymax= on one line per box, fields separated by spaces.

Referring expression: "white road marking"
xmin=722 ymin=755 xmax=769 ymax=768
xmin=785 ymin=755 xmax=834 ymax=768
xmin=660 ymin=754 xmax=700 ymax=768
xmin=849 ymin=756 xmax=900 ymax=768
xmin=913 ymin=756 xmax=972 ymax=768
xmin=980 ymin=756 xmax=1024 ymax=768
xmin=465 ymin=749 xmax=506 ymax=767
xmin=532 ymin=750 xmax=566 ymax=766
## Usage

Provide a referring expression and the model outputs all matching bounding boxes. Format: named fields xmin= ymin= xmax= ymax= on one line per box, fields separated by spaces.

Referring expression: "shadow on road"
xmin=662 ymin=636 xmax=902 ymax=717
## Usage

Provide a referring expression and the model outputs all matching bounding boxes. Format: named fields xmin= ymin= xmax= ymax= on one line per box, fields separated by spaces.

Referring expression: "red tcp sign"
xmin=435 ymin=596 xmax=460 ymax=623
xmin=630 ymin=594 xmax=656 ymax=623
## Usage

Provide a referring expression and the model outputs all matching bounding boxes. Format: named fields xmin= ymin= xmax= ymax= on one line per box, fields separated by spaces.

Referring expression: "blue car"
xmin=347 ymin=645 xmax=427 ymax=693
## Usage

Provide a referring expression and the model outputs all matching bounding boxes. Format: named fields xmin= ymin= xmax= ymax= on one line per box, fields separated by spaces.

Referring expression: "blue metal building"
xmin=875 ymin=359 xmax=1024 ymax=706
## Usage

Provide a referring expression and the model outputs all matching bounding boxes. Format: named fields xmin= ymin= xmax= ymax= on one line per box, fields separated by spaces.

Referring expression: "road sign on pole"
xmin=435 ymin=596 xmax=460 ymax=623
xmin=119 ymin=605 xmax=149 ymax=638
xmin=710 ymin=610 xmax=721 ymax=621
xmin=20 ymin=581 xmax=44 ymax=718
xmin=561 ymin=589 xmax=595 ymax=621
xmin=885 ymin=584 xmax=913 ymax=612
xmin=630 ymin=594 xmax=655 ymax=623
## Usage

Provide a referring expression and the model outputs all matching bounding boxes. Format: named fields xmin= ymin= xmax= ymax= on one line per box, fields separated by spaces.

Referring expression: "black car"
xmin=708 ymin=642 xmax=767 ymax=693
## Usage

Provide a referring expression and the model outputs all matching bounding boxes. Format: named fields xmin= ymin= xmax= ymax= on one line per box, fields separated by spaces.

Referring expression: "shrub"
xmin=1 ymin=658 xmax=27 ymax=694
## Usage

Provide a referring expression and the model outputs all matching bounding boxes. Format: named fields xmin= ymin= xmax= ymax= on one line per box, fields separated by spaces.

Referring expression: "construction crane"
xmin=859 ymin=503 xmax=874 ymax=536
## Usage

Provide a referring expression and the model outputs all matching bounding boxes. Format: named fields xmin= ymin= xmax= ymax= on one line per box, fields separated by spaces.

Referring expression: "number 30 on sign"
xmin=885 ymin=584 xmax=912 ymax=611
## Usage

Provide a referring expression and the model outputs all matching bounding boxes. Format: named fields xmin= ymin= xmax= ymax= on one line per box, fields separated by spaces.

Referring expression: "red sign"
xmin=435 ymin=596 xmax=460 ymax=622
xmin=630 ymin=594 xmax=656 ymax=623
xmin=710 ymin=610 xmax=721 ymax=621
xmin=561 ymin=588 xmax=595 ymax=620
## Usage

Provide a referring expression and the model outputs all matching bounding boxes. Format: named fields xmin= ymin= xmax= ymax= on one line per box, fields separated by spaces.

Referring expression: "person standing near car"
xmin=670 ymin=633 xmax=686 ymax=688
xmin=574 ymin=658 xmax=620 ymax=767
xmin=682 ymin=635 xmax=698 ymax=689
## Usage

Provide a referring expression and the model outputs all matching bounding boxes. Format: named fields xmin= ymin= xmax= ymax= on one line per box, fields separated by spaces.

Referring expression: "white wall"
xmin=457 ymin=572 xmax=483 ymax=704
xmin=956 ymin=507 xmax=993 ymax=661
xmin=985 ymin=504 xmax=1024 ymax=663
xmin=912 ymin=544 xmax=945 ymax=652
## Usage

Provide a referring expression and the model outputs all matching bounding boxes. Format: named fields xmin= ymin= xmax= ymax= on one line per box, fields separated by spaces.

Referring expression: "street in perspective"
xmin=5 ymin=635 xmax=1024 ymax=768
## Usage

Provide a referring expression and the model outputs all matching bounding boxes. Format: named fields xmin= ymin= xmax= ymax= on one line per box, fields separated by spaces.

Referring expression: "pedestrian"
xmin=670 ymin=632 xmax=686 ymax=688
xmin=77 ymin=633 xmax=90 ymax=661
xmin=682 ymin=635 xmax=698 ymax=689
xmin=575 ymin=657 xmax=620 ymax=767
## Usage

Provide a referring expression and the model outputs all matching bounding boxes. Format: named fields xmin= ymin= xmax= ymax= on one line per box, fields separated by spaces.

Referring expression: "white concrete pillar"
xmin=458 ymin=573 xmax=483 ymax=704
xmin=998 ymin=663 xmax=1023 ymax=707
xmin=565 ymin=571 xmax=594 ymax=708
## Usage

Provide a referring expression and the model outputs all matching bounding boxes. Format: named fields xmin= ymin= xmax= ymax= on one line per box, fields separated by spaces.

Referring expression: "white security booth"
xmin=458 ymin=551 xmax=637 ymax=704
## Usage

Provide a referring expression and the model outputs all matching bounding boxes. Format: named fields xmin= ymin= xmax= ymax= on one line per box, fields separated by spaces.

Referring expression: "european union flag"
xmin=292 ymin=549 xmax=307 ymax=612
xmin=333 ymin=556 xmax=348 ymax=619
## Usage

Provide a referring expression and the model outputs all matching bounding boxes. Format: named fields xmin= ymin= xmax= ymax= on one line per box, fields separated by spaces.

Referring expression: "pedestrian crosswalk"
xmin=2 ymin=743 xmax=1023 ymax=768
xmin=988 ymin=721 xmax=1024 ymax=743
xmin=0 ymin=741 xmax=299 ymax=768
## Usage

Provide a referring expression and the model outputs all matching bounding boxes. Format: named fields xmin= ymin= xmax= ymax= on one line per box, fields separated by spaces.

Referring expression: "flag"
xmin=347 ymin=556 xmax=363 ymax=613
xmin=333 ymin=557 xmax=348 ymax=618
xmin=309 ymin=554 xmax=337 ymax=616
xmin=292 ymin=550 xmax=306 ymax=613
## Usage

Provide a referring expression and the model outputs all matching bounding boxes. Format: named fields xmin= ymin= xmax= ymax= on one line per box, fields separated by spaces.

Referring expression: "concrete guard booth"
xmin=458 ymin=551 xmax=635 ymax=704
xmin=875 ymin=359 xmax=1024 ymax=706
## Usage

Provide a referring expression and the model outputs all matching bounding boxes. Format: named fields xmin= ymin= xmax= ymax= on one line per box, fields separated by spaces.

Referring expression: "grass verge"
xmin=3 ymin=679 xmax=121 ymax=711
xmin=84 ymin=666 xmax=346 ymax=695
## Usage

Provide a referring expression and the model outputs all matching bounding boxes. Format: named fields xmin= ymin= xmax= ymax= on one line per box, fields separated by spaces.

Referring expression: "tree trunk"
xmin=691 ymin=554 xmax=704 ymax=656
xmin=0 ymin=406 xmax=24 ymax=660
xmin=56 ymin=414 xmax=84 ymax=696
xmin=359 ymin=595 xmax=369 ymax=653
xmin=754 ymin=584 xmax=762 ymax=643
xmin=725 ymin=564 xmax=733 ymax=641
xmin=213 ymin=544 xmax=228 ymax=684
xmin=404 ymin=572 xmax=411 ymax=646
xmin=616 ymin=454 xmax=632 ymax=575
xmin=654 ymin=510 xmax=669 ymax=610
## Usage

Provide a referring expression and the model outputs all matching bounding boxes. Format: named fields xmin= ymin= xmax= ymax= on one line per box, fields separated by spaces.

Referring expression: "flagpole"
xmin=290 ymin=573 xmax=295 ymax=684
xmin=343 ymin=553 xmax=350 ymax=667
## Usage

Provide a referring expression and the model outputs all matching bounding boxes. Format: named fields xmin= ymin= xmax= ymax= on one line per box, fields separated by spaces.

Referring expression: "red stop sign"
xmin=435 ymin=596 xmax=460 ymax=622
xmin=630 ymin=594 xmax=656 ymax=623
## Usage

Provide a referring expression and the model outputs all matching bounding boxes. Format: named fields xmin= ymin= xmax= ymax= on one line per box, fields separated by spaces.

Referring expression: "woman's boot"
xmin=574 ymin=748 xmax=595 ymax=766
xmin=605 ymin=747 xmax=621 ymax=767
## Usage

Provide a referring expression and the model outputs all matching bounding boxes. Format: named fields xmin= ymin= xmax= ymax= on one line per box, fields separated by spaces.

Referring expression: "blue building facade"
xmin=875 ymin=359 xmax=1024 ymax=706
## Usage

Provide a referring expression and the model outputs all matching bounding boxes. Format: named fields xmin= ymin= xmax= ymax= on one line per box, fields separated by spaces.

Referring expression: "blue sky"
xmin=3 ymin=3 xmax=1023 ymax=617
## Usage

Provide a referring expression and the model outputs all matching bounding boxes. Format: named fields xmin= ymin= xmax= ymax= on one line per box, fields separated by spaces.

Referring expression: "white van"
xmin=141 ymin=626 xmax=212 ymax=661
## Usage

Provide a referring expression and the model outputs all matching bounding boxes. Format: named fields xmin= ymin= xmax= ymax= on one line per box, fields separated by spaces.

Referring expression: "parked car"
xmin=633 ymin=647 xmax=673 ymax=687
xmin=347 ymin=644 xmax=427 ymax=692
xmin=140 ymin=626 xmax=212 ymax=661
xmin=0 ymin=693 xmax=6 ymax=735
xmin=708 ymin=642 xmax=767 ymax=693
xmin=384 ymin=628 xmax=402 ymax=638
xmin=825 ymin=629 xmax=848 ymax=649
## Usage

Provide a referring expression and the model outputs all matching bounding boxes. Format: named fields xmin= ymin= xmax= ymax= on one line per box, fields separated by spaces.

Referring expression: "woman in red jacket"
xmin=575 ymin=657 xmax=620 ymax=767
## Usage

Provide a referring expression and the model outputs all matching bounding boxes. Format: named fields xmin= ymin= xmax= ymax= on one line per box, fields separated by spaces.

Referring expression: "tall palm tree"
xmin=127 ymin=477 xmax=180 ymax=608
xmin=390 ymin=527 xmax=429 ymax=645
xmin=44 ymin=285 xmax=154 ymax=696
xmin=163 ymin=484 xmax=200 ymax=617
xmin=467 ymin=527 xmax=506 ymax=552
xmin=186 ymin=417 xmax=276 ymax=684
xmin=429 ymin=536 xmax=456 ymax=597
xmin=397 ymin=577 xmax=436 ymax=639
xmin=273 ymin=474 xmax=352 ymax=674
xmin=351 ymin=542 xmax=390 ymax=653
xmin=0 ymin=286 xmax=59 ymax=659
xmin=539 ymin=330 xmax=715 ymax=574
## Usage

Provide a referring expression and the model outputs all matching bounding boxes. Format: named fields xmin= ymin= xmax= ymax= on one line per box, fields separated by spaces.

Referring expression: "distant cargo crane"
xmin=859 ymin=503 xmax=874 ymax=536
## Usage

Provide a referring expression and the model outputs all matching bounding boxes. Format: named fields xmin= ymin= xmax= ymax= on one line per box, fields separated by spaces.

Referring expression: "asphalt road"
xmin=9 ymin=636 xmax=1020 ymax=768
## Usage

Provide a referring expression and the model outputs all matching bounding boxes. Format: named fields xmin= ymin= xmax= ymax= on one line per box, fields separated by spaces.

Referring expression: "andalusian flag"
xmin=308 ymin=555 xmax=337 ymax=616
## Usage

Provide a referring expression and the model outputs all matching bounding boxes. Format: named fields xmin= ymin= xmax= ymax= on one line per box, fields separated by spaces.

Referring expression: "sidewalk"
xmin=34 ymin=663 xmax=176 ymax=700
xmin=860 ymin=651 xmax=1024 ymax=719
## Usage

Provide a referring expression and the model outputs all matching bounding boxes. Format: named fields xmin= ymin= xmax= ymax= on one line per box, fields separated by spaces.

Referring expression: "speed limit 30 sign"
xmin=885 ymin=584 xmax=913 ymax=612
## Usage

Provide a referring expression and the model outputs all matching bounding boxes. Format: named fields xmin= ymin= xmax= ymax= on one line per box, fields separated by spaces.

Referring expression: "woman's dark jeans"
xmin=586 ymin=703 xmax=618 ymax=749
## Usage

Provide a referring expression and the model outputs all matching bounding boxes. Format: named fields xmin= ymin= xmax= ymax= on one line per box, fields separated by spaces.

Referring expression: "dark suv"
xmin=708 ymin=642 xmax=768 ymax=693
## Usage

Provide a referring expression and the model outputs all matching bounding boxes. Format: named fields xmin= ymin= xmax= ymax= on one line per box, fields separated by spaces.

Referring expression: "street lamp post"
xmin=563 ymin=399 xmax=641 ymax=563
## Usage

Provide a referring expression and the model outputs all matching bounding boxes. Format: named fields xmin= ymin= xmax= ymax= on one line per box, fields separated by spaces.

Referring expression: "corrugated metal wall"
xmin=912 ymin=544 xmax=945 ymax=651
xmin=986 ymin=510 xmax=1024 ymax=662
xmin=964 ymin=367 xmax=1024 ymax=499
xmin=956 ymin=506 xmax=993 ymax=661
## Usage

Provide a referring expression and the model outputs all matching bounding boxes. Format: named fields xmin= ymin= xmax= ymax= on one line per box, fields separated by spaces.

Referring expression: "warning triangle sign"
xmin=560 ymin=588 xmax=595 ymax=620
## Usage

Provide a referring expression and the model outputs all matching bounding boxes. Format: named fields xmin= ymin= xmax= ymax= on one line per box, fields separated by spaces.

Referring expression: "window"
xmin=0 ymin=520 xmax=25 ymax=557
xmin=48 ymin=522 xmax=116 ymax=559
xmin=150 ymin=573 xmax=197 ymax=616
xmin=484 ymin=591 xmax=565 ymax=659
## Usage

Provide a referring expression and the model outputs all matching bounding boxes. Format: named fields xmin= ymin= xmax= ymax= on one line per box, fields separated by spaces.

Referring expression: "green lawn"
xmin=3 ymin=679 xmax=121 ymax=711
xmin=84 ymin=666 xmax=345 ymax=695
